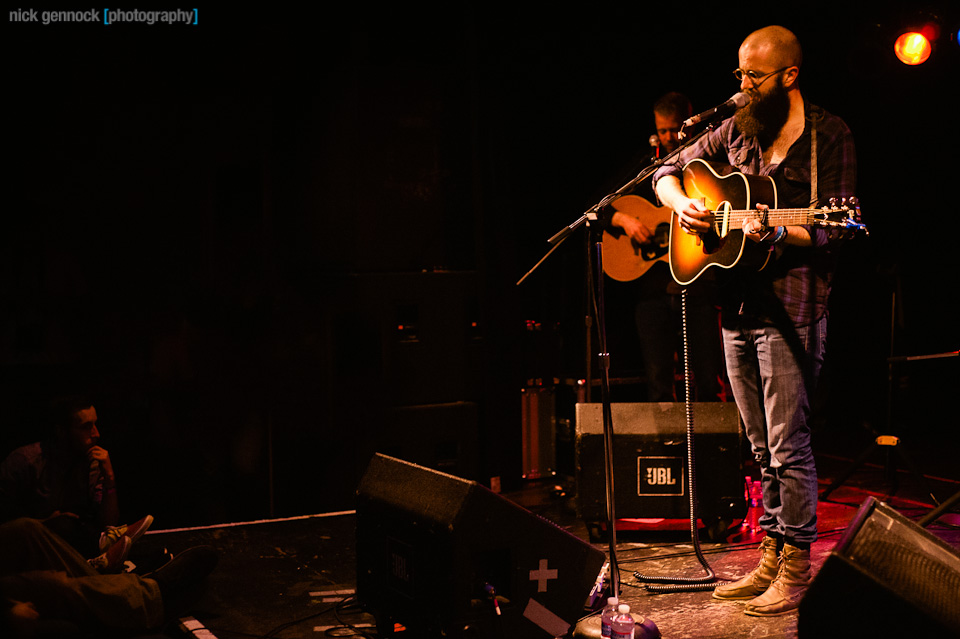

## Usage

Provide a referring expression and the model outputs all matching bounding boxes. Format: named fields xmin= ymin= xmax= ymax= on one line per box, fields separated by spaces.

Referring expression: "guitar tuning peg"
xmin=848 ymin=196 xmax=858 ymax=206
xmin=829 ymin=197 xmax=838 ymax=208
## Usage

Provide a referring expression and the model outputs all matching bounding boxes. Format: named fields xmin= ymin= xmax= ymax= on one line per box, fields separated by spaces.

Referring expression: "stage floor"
xmin=133 ymin=450 xmax=960 ymax=639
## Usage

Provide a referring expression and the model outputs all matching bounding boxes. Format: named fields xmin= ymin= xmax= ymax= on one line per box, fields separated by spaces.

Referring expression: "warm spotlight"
xmin=894 ymin=31 xmax=933 ymax=65
xmin=892 ymin=16 xmax=942 ymax=66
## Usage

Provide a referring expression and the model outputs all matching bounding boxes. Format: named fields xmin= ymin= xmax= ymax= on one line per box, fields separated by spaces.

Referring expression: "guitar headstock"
xmin=813 ymin=197 xmax=868 ymax=235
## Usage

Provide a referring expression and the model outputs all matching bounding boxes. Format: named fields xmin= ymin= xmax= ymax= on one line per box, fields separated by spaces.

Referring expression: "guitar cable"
xmin=632 ymin=287 xmax=723 ymax=593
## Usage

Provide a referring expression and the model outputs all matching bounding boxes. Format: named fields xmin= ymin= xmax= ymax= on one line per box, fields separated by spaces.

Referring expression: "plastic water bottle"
xmin=600 ymin=596 xmax=619 ymax=638
xmin=749 ymin=479 xmax=762 ymax=507
xmin=611 ymin=603 xmax=635 ymax=639
xmin=747 ymin=479 xmax=763 ymax=532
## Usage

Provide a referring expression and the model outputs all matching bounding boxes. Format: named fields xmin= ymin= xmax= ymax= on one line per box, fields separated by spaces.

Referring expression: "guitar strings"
xmin=706 ymin=207 xmax=848 ymax=227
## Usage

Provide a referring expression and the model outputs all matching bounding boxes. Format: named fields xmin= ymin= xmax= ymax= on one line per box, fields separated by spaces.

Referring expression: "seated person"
xmin=1 ymin=517 xmax=217 ymax=637
xmin=1 ymin=394 xmax=153 ymax=569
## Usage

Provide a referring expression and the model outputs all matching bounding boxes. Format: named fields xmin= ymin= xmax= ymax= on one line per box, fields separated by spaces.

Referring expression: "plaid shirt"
xmin=653 ymin=101 xmax=858 ymax=327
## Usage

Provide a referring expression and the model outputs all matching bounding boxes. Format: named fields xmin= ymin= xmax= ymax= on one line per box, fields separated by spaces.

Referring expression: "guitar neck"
xmin=722 ymin=208 xmax=820 ymax=226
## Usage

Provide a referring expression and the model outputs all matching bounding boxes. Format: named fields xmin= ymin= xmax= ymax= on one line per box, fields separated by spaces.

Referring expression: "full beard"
xmin=734 ymin=77 xmax=790 ymax=148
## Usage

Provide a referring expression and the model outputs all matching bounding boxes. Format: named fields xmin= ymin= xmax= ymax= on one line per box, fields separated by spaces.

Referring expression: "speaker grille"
xmin=356 ymin=453 xmax=607 ymax=638
xmin=844 ymin=508 xmax=960 ymax=628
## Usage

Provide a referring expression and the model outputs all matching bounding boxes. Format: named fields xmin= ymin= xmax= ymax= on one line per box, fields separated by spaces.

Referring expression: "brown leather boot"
xmin=712 ymin=535 xmax=779 ymax=600
xmin=744 ymin=542 xmax=812 ymax=616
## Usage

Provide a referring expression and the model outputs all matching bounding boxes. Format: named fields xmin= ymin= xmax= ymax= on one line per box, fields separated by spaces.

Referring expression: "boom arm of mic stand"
xmin=547 ymin=210 xmax=599 ymax=246
xmin=516 ymin=210 xmax=600 ymax=286
xmin=595 ymin=123 xmax=714 ymax=211
xmin=519 ymin=125 xmax=712 ymax=285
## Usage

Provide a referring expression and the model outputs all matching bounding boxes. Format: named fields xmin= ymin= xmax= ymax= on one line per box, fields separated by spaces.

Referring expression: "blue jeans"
xmin=722 ymin=313 xmax=827 ymax=545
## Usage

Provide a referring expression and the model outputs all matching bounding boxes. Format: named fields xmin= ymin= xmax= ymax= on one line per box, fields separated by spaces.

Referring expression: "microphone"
xmin=683 ymin=92 xmax=751 ymax=127
xmin=648 ymin=134 xmax=660 ymax=148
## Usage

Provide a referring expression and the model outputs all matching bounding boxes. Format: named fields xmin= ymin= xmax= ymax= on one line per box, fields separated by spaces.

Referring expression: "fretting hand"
xmin=743 ymin=204 xmax=773 ymax=243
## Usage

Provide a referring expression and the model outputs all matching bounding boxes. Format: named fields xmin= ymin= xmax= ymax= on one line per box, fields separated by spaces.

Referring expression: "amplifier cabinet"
xmin=575 ymin=402 xmax=745 ymax=525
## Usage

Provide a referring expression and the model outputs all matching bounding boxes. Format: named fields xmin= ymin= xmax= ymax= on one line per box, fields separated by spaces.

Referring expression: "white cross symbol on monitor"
xmin=529 ymin=558 xmax=559 ymax=592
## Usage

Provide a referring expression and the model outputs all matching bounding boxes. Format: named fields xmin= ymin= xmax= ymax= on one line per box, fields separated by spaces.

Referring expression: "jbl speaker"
xmin=798 ymin=496 xmax=960 ymax=638
xmin=356 ymin=453 xmax=606 ymax=638
xmin=575 ymin=402 xmax=744 ymax=525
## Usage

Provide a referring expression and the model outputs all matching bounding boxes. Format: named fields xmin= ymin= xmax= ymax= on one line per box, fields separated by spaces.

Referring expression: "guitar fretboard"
xmin=716 ymin=208 xmax=832 ymax=226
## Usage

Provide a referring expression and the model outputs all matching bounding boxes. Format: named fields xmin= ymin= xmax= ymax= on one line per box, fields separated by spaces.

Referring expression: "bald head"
xmin=740 ymin=25 xmax=803 ymax=70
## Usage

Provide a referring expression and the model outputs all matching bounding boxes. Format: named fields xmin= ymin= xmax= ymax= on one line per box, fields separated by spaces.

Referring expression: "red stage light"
xmin=894 ymin=31 xmax=933 ymax=65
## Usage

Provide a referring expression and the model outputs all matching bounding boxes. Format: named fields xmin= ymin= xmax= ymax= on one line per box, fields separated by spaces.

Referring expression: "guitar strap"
xmin=807 ymin=105 xmax=823 ymax=206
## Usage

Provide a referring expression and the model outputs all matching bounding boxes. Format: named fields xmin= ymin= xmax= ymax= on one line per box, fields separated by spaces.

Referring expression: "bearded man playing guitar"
xmin=654 ymin=25 xmax=858 ymax=616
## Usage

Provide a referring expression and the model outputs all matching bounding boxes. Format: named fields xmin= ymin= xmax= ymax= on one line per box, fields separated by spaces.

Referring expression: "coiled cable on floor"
xmin=633 ymin=287 xmax=720 ymax=593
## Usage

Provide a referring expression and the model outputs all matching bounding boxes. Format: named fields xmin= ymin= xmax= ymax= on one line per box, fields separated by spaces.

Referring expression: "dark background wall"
xmin=6 ymin=4 xmax=958 ymax=526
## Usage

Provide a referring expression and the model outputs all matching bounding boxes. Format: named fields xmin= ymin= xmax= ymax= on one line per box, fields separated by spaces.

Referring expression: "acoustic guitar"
xmin=600 ymin=195 xmax=673 ymax=282
xmin=669 ymin=158 xmax=866 ymax=285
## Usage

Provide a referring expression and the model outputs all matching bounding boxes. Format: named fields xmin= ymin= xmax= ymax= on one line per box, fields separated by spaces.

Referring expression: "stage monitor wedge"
xmin=356 ymin=453 xmax=606 ymax=638
xmin=799 ymin=496 xmax=960 ymax=638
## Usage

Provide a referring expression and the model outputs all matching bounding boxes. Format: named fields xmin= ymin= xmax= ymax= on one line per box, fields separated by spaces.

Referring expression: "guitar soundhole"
xmin=640 ymin=223 xmax=671 ymax=260
xmin=701 ymin=231 xmax=723 ymax=255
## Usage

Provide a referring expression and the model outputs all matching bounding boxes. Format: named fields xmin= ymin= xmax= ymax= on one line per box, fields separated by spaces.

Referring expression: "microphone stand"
xmin=516 ymin=122 xmax=716 ymax=605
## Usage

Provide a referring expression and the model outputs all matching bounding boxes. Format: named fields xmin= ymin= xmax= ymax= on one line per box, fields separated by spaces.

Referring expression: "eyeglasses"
xmin=732 ymin=66 xmax=790 ymax=87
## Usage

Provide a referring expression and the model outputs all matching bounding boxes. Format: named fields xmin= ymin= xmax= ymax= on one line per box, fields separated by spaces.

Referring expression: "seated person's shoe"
xmin=99 ymin=514 xmax=154 ymax=552
xmin=148 ymin=545 xmax=219 ymax=599
xmin=88 ymin=535 xmax=132 ymax=573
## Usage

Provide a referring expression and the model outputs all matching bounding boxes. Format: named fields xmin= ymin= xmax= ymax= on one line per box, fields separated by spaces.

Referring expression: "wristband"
xmin=770 ymin=225 xmax=787 ymax=245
